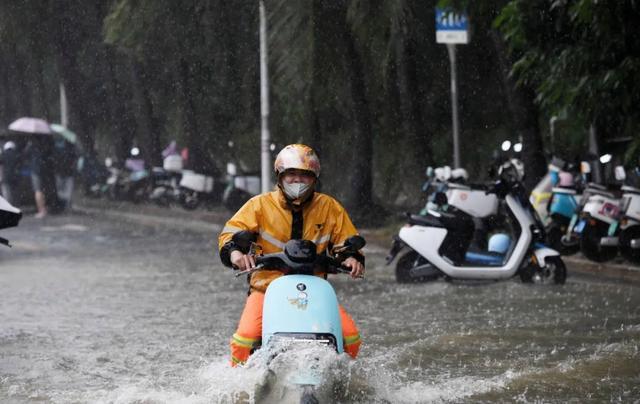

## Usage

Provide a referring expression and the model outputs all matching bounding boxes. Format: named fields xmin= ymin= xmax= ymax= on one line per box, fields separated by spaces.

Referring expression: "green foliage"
xmin=1 ymin=0 xmax=558 ymax=209
xmin=495 ymin=0 xmax=640 ymax=162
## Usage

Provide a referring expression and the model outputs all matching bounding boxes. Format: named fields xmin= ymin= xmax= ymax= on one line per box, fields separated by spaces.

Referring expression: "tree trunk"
xmin=343 ymin=24 xmax=373 ymax=214
xmin=397 ymin=32 xmax=434 ymax=167
xmin=100 ymin=49 xmax=137 ymax=162
xmin=130 ymin=59 xmax=161 ymax=167
xmin=177 ymin=58 xmax=209 ymax=173
xmin=491 ymin=31 xmax=546 ymax=191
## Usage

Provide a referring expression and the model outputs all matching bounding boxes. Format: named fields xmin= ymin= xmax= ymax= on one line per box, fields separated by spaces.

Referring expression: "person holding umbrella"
xmin=8 ymin=117 xmax=56 ymax=218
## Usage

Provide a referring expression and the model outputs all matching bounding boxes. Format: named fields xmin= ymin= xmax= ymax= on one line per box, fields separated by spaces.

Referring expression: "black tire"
xmin=545 ymin=222 xmax=564 ymax=252
xmin=180 ymin=190 xmax=200 ymax=210
xmin=580 ymin=221 xmax=618 ymax=262
xmin=129 ymin=183 xmax=150 ymax=204
xmin=107 ymin=184 xmax=121 ymax=201
xmin=395 ymin=250 xmax=439 ymax=283
xmin=546 ymin=221 xmax=579 ymax=255
xmin=519 ymin=256 xmax=567 ymax=284
xmin=223 ymin=188 xmax=252 ymax=212
xmin=619 ymin=225 xmax=640 ymax=263
xmin=547 ymin=256 xmax=567 ymax=284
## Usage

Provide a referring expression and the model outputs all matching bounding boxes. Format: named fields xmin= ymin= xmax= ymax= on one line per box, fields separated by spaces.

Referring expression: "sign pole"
xmin=259 ymin=0 xmax=272 ymax=193
xmin=447 ymin=44 xmax=460 ymax=169
xmin=436 ymin=8 xmax=468 ymax=169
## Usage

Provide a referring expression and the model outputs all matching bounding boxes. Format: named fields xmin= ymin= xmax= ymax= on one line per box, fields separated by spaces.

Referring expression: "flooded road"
xmin=1 ymin=212 xmax=639 ymax=403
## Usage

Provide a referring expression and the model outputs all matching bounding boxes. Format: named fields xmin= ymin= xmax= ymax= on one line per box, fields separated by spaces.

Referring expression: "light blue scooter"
xmin=231 ymin=231 xmax=365 ymax=404
xmin=546 ymin=170 xmax=582 ymax=254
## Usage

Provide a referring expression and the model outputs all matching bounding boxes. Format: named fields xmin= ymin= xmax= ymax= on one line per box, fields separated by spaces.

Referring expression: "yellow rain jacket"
xmin=218 ymin=189 xmax=362 ymax=293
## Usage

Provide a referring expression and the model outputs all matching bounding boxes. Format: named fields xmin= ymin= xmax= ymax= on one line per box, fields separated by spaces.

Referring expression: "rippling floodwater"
xmin=1 ymin=213 xmax=639 ymax=403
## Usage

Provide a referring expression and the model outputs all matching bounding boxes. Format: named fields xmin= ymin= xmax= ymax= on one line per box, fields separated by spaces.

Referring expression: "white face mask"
xmin=282 ymin=181 xmax=312 ymax=201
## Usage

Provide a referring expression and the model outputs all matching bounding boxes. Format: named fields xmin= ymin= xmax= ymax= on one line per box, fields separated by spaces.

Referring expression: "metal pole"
xmin=259 ymin=0 xmax=272 ymax=193
xmin=59 ymin=82 xmax=68 ymax=127
xmin=588 ymin=123 xmax=602 ymax=183
xmin=447 ymin=44 xmax=461 ymax=168
xmin=549 ymin=116 xmax=557 ymax=155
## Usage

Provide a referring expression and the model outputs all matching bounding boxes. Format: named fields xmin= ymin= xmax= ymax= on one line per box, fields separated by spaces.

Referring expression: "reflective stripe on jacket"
xmin=218 ymin=189 xmax=360 ymax=293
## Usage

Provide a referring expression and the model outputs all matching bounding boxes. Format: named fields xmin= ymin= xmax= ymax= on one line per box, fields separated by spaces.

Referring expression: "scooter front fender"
xmin=533 ymin=246 xmax=561 ymax=268
xmin=385 ymin=235 xmax=406 ymax=264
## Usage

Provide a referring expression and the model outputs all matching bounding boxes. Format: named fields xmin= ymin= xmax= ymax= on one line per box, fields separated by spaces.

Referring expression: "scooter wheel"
xmin=619 ymin=225 xmax=640 ymax=263
xmin=546 ymin=223 xmax=566 ymax=253
xmin=223 ymin=188 xmax=251 ymax=212
xmin=546 ymin=256 xmax=567 ymax=284
xmin=580 ymin=221 xmax=618 ymax=262
xmin=519 ymin=256 xmax=567 ymax=285
xmin=395 ymin=251 xmax=416 ymax=283
xmin=547 ymin=223 xmax=579 ymax=256
xmin=395 ymin=251 xmax=438 ymax=283
xmin=180 ymin=190 xmax=200 ymax=210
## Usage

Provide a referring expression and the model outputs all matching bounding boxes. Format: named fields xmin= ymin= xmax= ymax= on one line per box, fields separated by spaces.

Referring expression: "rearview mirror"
xmin=232 ymin=230 xmax=257 ymax=251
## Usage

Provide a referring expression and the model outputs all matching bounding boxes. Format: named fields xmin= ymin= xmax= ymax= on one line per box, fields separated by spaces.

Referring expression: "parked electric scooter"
xmin=149 ymin=155 xmax=185 ymax=207
xmin=420 ymin=166 xmax=504 ymax=252
xmin=616 ymin=166 xmax=640 ymax=263
xmin=543 ymin=158 xmax=583 ymax=254
xmin=230 ymin=231 xmax=366 ymax=403
xmin=565 ymin=163 xmax=623 ymax=263
xmin=179 ymin=169 xmax=219 ymax=210
xmin=106 ymin=148 xmax=151 ymax=203
xmin=0 ymin=195 xmax=22 ymax=247
xmin=222 ymin=161 xmax=260 ymax=211
xmin=386 ymin=160 xmax=567 ymax=284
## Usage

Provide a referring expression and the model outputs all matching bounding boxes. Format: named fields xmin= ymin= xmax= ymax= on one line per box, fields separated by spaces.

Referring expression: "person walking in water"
xmin=26 ymin=139 xmax=50 ymax=218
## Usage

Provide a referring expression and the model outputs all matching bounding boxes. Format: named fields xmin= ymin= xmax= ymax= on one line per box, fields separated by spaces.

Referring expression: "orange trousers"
xmin=230 ymin=292 xmax=361 ymax=366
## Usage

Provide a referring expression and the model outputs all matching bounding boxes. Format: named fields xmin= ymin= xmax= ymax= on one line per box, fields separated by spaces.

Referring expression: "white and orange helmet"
xmin=274 ymin=144 xmax=321 ymax=178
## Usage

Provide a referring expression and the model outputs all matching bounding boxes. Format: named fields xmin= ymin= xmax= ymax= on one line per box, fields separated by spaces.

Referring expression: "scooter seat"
xmin=586 ymin=187 xmax=618 ymax=198
xmin=408 ymin=213 xmax=445 ymax=228
xmin=464 ymin=251 xmax=504 ymax=265
xmin=621 ymin=185 xmax=640 ymax=195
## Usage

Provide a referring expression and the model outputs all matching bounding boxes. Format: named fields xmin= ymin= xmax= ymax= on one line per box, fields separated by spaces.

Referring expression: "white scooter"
xmin=386 ymin=161 xmax=567 ymax=284
xmin=420 ymin=166 xmax=504 ymax=253
xmin=616 ymin=166 xmax=640 ymax=263
xmin=0 ymin=195 xmax=22 ymax=247
xmin=565 ymin=164 xmax=624 ymax=263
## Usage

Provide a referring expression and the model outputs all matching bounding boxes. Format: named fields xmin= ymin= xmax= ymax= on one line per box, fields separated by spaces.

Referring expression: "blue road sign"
xmin=436 ymin=8 xmax=469 ymax=44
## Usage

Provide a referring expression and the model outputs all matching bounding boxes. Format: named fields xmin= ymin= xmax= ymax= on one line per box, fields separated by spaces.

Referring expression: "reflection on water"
xmin=0 ymin=215 xmax=639 ymax=403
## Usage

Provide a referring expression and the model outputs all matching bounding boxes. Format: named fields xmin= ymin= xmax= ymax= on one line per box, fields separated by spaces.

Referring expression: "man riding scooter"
xmin=218 ymin=144 xmax=365 ymax=366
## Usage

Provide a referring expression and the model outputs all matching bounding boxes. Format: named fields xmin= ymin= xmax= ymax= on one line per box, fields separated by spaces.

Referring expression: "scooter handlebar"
xmin=232 ymin=252 xmax=360 ymax=277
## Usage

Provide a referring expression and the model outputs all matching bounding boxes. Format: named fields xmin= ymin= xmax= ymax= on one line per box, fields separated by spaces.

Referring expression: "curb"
xmin=73 ymin=198 xmax=640 ymax=283
xmin=562 ymin=254 xmax=640 ymax=284
xmin=75 ymin=205 xmax=221 ymax=234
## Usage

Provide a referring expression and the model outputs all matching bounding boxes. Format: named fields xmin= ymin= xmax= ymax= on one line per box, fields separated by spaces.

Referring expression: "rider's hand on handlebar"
xmin=342 ymin=257 xmax=364 ymax=279
xmin=230 ymin=250 xmax=256 ymax=270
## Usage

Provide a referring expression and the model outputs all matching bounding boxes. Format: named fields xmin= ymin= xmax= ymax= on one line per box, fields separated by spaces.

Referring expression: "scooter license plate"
xmin=574 ymin=219 xmax=586 ymax=234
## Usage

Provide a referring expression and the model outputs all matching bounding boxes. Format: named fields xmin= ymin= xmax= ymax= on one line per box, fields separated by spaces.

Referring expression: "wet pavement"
xmin=0 ymin=205 xmax=639 ymax=403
